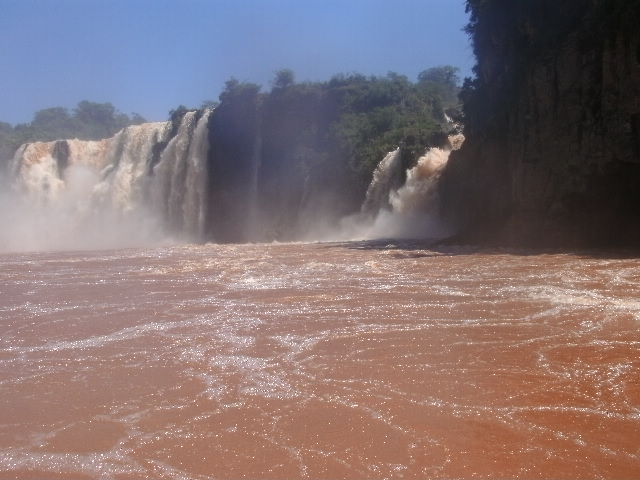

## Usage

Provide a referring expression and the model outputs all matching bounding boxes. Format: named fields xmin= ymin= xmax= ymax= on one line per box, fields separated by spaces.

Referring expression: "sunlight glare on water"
xmin=0 ymin=242 xmax=639 ymax=479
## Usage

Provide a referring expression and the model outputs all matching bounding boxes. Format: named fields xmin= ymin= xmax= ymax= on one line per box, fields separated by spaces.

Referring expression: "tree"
xmin=32 ymin=107 xmax=72 ymax=128
xmin=219 ymin=78 xmax=261 ymax=103
xmin=73 ymin=101 xmax=121 ymax=138
xmin=169 ymin=105 xmax=191 ymax=123
xmin=271 ymin=69 xmax=295 ymax=91
xmin=417 ymin=66 xmax=460 ymax=87
xmin=0 ymin=101 xmax=149 ymax=163
xmin=74 ymin=101 xmax=116 ymax=124
xmin=130 ymin=113 xmax=147 ymax=124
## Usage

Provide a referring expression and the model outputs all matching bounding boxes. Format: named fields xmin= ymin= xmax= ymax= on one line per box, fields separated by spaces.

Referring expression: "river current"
xmin=0 ymin=241 xmax=638 ymax=479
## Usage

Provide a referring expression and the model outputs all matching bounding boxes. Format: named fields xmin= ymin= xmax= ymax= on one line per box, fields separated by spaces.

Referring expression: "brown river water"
xmin=0 ymin=241 xmax=639 ymax=479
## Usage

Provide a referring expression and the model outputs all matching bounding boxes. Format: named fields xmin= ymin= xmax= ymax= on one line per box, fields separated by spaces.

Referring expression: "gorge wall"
xmin=441 ymin=0 xmax=640 ymax=247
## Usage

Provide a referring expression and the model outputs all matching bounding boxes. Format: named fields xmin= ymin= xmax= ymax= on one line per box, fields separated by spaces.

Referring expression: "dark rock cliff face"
xmin=206 ymin=91 xmax=261 ymax=243
xmin=204 ymin=88 xmax=361 ymax=243
xmin=441 ymin=0 xmax=640 ymax=247
xmin=200 ymin=72 xmax=460 ymax=243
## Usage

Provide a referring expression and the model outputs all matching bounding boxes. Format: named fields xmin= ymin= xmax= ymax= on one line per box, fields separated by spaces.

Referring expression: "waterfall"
xmin=150 ymin=112 xmax=197 ymax=235
xmin=183 ymin=110 xmax=212 ymax=240
xmin=360 ymin=148 xmax=402 ymax=215
xmin=2 ymin=113 xmax=214 ymax=252
xmin=93 ymin=122 xmax=171 ymax=213
xmin=11 ymin=142 xmax=66 ymax=203
xmin=147 ymin=109 xmax=211 ymax=240
xmin=339 ymin=134 xmax=464 ymax=241
xmin=389 ymin=137 xmax=462 ymax=215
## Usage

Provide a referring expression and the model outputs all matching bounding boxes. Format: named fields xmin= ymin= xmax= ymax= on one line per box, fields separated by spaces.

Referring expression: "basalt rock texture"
xmin=441 ymin=0 xmax=640 ymax=247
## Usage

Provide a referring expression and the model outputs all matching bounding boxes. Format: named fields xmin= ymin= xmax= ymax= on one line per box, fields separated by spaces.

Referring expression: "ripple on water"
xmin=0 ymin=243 xmax=639 ymax=479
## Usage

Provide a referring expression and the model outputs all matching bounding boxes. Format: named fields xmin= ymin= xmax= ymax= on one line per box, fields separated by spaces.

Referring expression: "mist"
xmin=319 ymin=135 xmax=463 ymax=243
xmin=1 ymin=125 xmax=461 ymax=252
xmin=0 ymin=164 xmax=167 ymax=254
xmin=0 ymin=115 xmax=212 ymax=254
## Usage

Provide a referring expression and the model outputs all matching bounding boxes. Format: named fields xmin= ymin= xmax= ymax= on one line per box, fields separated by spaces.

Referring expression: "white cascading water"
xmin=10 ymin=137 xmax=114 ymax=204
xmin=360 ymin=147 xmax=402 ymax=215
xmin=93 ymin=122 xmax=171 ymax=213
xmin=66 ymin=138 xmax=114 ymax=171
xmin=390 ymin=133 xmax=464 ymax=215
xmin=183 ymin=110 xmax=212 ymax=240
xmin=10 ymin=142 xmax=66 ymax=203
xmin=338 ymin=134 xmax=464 ymax=240
xmin=151 ymin=112 xmax=196 ymax=235
xmin=151 ymin=110 xmax=211 ymax=240
xmin=1 ymin=111 xmax=212 ymax=252
xmin=4 ymin=111 xmax=460 ymax=250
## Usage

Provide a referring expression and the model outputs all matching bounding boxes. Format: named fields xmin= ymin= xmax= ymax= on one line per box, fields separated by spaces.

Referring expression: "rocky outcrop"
xmin=441 ymin=0 xmax=640 ymax=247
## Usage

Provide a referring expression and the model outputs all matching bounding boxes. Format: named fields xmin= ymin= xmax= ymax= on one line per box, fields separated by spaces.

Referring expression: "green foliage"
xmin=168 ymin=105 xmax=191 ymax=123
xmin=271 ymin=69 xmax=296 ymax=91
xmin=209 ymin=67 xmax=461 ymax=216
xmin=327 ymin=71 xmax=456 ymax=175
xmin=130 ymin=113 xmax=146 ymax=124
xmin=218 ymin=78 xmax=261 ymax=104
xmin=418 ymin=66 xmax=460 ymax=87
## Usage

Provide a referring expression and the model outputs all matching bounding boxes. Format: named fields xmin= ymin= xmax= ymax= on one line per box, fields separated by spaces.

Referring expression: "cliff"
xmin=203 ymin=73 xmax=457 ymax=242
xmin=441 ymin=0 xmax=640 ymax=247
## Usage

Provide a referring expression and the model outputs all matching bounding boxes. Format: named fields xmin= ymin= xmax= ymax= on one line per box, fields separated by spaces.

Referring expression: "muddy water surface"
xmin=0 ymin=242 xmax=639 ymax=479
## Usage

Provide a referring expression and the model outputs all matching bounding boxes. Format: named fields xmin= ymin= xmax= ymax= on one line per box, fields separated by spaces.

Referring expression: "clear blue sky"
xmin=0 ymin=0 xmax=474 ymax=125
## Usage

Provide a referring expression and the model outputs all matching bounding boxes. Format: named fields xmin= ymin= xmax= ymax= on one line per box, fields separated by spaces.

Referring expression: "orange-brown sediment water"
xmin=1 ymin=242 xmax=638 ymax=479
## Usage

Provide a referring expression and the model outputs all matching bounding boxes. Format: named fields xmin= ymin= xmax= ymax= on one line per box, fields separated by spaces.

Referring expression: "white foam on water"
xmin=2 ymin=244 xmax=639 ymax=478
xmin=0 ymin=449 xmax=146 ymax=479
xmin=514 ymin=284 xmax=640 ymax=320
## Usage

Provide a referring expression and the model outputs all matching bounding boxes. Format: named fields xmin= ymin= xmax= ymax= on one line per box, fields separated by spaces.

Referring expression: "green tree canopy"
xmin=418 ymin=66 xmax=460 ymax=87
xmin=219 ymin=78 xmax=261 ymax=103
xmin=271 ymin=69 xmax=296 ymax=91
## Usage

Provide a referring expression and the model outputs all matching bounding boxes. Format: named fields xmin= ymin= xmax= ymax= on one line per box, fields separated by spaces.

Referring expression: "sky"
xmin=0 ymin=0 xmax=474 ymax=125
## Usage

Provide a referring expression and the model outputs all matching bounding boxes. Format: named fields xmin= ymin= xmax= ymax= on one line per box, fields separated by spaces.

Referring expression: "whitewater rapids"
xmin=0 ymin=242 xmax=638 ymax=479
